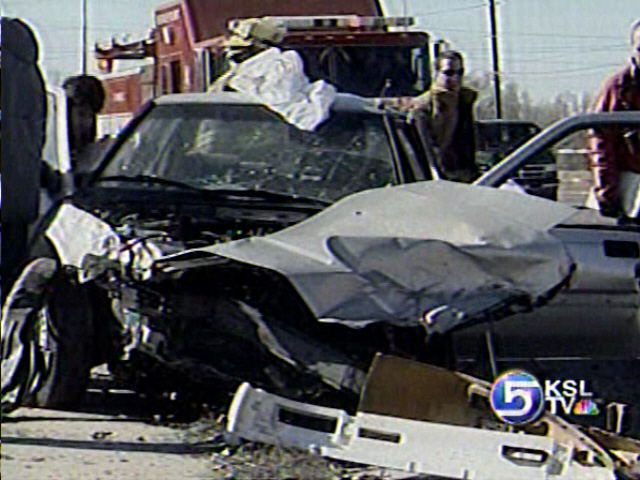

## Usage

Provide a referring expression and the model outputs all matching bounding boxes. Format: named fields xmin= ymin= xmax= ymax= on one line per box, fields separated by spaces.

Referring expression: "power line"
xmin=499 ymin=63 xmax=622 ymax=76
xmin=40 ymin=25 xmax=151 ymax=32
xmin=506 ymin=43 xmax=626 ymax=52
xmin=421 ymin=25 xmax=622 ymax=41
xmin=501 ymin=30 xmax=620 ymax=40
xmin=412 ymin=3 xmax=487 ymax=17
xmin=463 ymin=44 xmax=627 ymax=54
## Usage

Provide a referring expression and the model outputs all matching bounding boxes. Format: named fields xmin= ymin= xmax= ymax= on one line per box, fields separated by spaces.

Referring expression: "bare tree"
xmin=502 ymin=82 xmax=521 ymax=120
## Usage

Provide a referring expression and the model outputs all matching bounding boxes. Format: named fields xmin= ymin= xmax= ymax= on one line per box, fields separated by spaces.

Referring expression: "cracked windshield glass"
xmin=100 ymin=103 xmax=395 ymax=202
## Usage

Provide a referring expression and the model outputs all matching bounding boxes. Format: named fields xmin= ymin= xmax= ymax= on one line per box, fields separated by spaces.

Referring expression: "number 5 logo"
xmin=490 ymin=371 xmax=544 ymax=425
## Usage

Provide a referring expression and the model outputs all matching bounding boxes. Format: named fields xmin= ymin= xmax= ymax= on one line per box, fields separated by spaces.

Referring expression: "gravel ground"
xmin=1 ymin=407 xmax=215 ymax=480
xmin=3 ymin=358 xmax=637 ymax=479
xmin=0 ymin=405 xmax=419 ymax=480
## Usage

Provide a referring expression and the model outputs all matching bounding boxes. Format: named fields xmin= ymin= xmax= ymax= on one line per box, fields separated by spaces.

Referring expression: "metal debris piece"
xmin=91 ymin=431 xmax=114 ymax=441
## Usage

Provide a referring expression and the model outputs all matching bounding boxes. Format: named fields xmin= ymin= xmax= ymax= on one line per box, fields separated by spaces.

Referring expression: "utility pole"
xmin=81 ymin=0 xmax=88 ymax=74
xmin=488 ymin=0 xmax=502 ymax=119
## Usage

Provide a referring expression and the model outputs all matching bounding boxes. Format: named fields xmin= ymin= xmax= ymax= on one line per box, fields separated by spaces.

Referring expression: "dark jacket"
xmin=414 ymin=86 xmax=478 ymax=181
xmin=1 ymin=18 xmax=47 ymax=224
xmin=62 ymin=75 xmax=106 ymax=160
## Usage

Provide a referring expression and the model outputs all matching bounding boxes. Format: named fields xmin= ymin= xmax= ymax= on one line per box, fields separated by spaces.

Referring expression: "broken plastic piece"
xmin=226 ymin=379 xmax=619 ymax=479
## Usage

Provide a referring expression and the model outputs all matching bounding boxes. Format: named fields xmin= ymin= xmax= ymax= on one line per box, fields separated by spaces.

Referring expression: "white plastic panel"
xmin=226 ymin=383 xmax=615 ymax=480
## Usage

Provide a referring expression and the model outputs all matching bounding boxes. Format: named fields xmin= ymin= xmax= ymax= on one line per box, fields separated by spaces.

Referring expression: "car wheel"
xmin=33 ymin=268 xmax=98 ymax=408
xmin=1 ymin=258 xmax=96 ymax=409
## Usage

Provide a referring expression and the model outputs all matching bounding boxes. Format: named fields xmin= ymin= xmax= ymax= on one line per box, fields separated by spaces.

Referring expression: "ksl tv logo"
xmin=490 ymin=370 xmax=600 ymax=425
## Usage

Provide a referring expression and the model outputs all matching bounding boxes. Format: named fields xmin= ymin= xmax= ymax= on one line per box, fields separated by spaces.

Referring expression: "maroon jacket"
xmin=588 ymin=65 xmax=640 ymax=209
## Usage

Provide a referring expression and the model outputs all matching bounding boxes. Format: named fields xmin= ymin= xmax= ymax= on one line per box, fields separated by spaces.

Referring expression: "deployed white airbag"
xmin=225 ymin=47 xmax=337 ymax=131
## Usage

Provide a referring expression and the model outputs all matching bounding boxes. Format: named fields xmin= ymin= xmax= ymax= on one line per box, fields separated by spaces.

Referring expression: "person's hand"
xmin=392 ymin=96 xmax=419 ymax=111
xmin=381 ymin=97 xmax=429 ymax=118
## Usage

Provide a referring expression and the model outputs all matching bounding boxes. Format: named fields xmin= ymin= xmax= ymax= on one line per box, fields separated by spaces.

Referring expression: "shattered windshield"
xmin=99 ymin=103 xmax=396 ymax=202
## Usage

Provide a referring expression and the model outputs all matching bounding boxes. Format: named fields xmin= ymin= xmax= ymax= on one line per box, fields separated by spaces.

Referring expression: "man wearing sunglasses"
xmin=586 ymin=19 xmax=640 ymax=219
xmin=405 ymin=50 xmax=479 ymax=183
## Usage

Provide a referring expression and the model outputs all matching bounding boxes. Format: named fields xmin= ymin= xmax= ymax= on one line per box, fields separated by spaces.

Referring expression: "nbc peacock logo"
xmin=573 ymin=398 xmax=600 ymax=416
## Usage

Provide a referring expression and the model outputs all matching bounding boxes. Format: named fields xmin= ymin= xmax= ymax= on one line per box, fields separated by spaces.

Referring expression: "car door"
xmin=454 ymin=112 xmax=640 ymax=361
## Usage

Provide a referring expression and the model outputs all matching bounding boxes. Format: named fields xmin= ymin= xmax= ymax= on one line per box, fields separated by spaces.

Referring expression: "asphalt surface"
xmin=1 ymin=404 xmax=216 ymax=480
xmin=2 ymin=358 xmax=638 ymax=480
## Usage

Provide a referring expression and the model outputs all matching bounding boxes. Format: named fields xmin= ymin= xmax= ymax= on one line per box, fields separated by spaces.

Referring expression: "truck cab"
xmin=94 ymin=8 xmax=436 ymax=137
xmin=217 ymin=15 xmax=432 ymax=97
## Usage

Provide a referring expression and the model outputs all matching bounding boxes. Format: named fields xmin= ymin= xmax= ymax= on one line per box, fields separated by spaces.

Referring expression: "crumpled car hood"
xmin=175 ymin=181 xmax=577 ymax=333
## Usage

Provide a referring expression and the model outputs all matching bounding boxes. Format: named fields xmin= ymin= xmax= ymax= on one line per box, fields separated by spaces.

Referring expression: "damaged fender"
xmin=186 ymin=181 xmax=578 ymax=333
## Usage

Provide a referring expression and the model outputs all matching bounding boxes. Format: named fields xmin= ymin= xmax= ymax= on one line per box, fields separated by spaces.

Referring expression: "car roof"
xmin=154 ymin=91 xmax=400 ymax=115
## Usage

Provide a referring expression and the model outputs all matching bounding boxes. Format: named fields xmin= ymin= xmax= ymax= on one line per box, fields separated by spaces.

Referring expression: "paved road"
xmin=1 ymin=406 xmax=215 ymax=480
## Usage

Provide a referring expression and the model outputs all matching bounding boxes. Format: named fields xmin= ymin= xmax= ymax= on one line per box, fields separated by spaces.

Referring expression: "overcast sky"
xmin=1 ymin=0 xmax=637 ymax=102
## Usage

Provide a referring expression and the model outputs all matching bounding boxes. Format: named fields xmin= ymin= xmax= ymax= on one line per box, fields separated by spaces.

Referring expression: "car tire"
xmin=32 ymin=268 xmax=97 ymax=409
xmin=1 ymin=258 xmax=96 ymax=410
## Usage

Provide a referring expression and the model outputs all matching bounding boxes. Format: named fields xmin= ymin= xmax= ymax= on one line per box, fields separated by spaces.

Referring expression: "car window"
xmin=481 ymin=122 xmax=640 ymax=214
xmin=100 ymin=103 xmax=395 ymax=202
xmin=474 ymin=122 xmax=558 ymax=200
xmin=504 ymin=129 xmax=620 ymax=209
xmin=537 ymin=131 xmax=587 ymax=208
xmin=476 ymin=122 xmax=539 ymax=152
xmin=475 ymin=122 xmax=549 ymax=170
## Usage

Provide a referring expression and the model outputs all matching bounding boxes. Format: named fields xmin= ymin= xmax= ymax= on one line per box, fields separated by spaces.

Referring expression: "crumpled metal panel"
xmin=187 ymin=181 xmax=577 ymax=333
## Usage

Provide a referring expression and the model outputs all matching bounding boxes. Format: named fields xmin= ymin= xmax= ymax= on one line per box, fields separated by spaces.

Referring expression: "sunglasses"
xmin=439 ymin=69 xmax=463 ymax=77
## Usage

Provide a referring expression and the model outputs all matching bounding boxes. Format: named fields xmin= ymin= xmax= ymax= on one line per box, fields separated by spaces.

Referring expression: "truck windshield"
xmin=99 ymin=103 xmax=396 ymax=202
xmin=298 ymin=46 xmax=419 ymax=97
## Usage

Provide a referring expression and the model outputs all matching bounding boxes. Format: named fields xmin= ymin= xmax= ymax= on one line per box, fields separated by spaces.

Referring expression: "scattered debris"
xmin=91 ymin=431 xmax=114 ymax=441
xmin=226 ymin=354 xmax=640 ymax=480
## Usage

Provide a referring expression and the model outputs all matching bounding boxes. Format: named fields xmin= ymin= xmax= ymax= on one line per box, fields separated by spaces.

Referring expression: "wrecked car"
xmin=2 ymin=90 xmax=581 ymax=412
xmin=1 ymin=93 xmax=638 ymax=449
